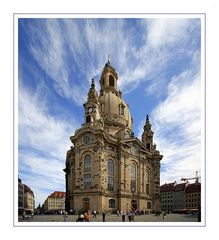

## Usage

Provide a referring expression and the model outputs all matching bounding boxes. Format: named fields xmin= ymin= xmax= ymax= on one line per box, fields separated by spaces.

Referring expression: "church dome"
xmin=99 ymin=89 xmax=132 ymax=130
xmin=94 ymin=60 xmax=133 ymax=131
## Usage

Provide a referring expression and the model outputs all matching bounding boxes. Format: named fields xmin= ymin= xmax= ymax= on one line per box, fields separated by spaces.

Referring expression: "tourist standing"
xmin=102 ymin=210 xmax=106 ymax=222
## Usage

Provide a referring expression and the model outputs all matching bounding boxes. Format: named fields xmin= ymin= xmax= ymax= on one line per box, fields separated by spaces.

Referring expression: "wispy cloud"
xmin=21 ymin=18 xmax=200 ymax=102
xmin=18 ymin=80 xmax=79 ymax=205
xmin=150 ymin=69 xmax=201 ymax=184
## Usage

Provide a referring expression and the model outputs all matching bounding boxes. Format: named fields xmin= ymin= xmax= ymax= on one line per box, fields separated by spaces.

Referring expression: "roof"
xmin=49 ymin=191 xmax=66 ymax=198
xmin=24 ymin=184 xmax=34 ymax=196
xmin=185 ymin=181 xmax=201 ymax=193
xmin=160 ymin=181 xmax=176 ymax=192
xmin=174 ymin=182 xmax=188 ymax=192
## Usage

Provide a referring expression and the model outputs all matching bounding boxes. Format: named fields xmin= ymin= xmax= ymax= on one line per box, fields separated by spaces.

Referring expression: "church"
xmin=64 ymin=59 xmax=163 ymax=213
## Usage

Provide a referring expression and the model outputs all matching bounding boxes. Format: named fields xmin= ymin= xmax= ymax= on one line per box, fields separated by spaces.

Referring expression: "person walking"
xmin=93 ymin=210 xmax=97 ymax=218
xmin=121 ymin=211 xmax=125 ymax=222
xmin=31 ymin=210 xmax=34 ymax=219
xmin=128 ymin=211 xmax=132 ymax=222
xmin=102 ymin=209 xmax=106 ymax=222
xmin=84 ymin=212 xmax=90 ymax=222
xmin=22 ymin=210 xmax=26 ymax=220
xmin=63 ymin=211 xmax=68 ymax=222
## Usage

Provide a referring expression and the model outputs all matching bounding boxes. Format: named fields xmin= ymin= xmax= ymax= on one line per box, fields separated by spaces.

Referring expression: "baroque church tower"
xmin=64 ymin=60 xmax=163 ymax=213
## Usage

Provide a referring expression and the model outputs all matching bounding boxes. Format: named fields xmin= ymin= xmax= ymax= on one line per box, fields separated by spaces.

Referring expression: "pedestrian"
xmin=63 ymin=211 xmax=68 ymax=222
xmin=84 ymin=212 xmax=90 ymax=222
xmin=128 ymin=211 xmax=132 ymax=222
xmin=131 ymin=211 xmax=135 ymax=222
xmin=162 ymin=211 xmax=166 ymax=220
xmin=102 ymin=210 xmax=106 ymax=222
xmin=93 ymin=210 xmax=97 ymax=218
xmin=76 ymin=213 xmax=84 ymax=222
xmin=121 ymin=211 xmax=125 ymax=222
xmin=31 ymin=210 xmax=34 ymax=219
xmin=116 ymin=210 xmax=120 ymax=216
xmin=22 ymin=210 xmax=26 ymax=220
xmin=197 ymin=210 xmax=201 ymax=222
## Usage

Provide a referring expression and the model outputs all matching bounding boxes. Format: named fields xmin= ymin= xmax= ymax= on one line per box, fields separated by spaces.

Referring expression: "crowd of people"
xmin=75 ymin=209 xmax=144 ymax=222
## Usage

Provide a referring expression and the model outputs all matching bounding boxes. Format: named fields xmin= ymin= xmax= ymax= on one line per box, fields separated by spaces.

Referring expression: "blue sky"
xmin=18 ymin=17 xmax=201 ymax=206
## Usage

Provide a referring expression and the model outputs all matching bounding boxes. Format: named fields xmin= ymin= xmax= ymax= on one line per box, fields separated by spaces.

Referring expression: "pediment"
xmin=121 ymin=137 xmax=147 ymax=152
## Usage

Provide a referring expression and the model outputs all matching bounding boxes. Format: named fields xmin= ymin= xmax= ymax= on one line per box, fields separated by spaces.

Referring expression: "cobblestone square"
xmin=18 ymin=213 xmax=199 ymax=223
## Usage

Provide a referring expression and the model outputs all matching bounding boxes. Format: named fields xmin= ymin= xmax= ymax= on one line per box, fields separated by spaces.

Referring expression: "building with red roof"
xmin=160 ymin=180 xmax=201 ymax=213
xmin=43 ymin=191 xmax=66 ymax=213
xmin=185 ymin=180 xmax=201 ymax=211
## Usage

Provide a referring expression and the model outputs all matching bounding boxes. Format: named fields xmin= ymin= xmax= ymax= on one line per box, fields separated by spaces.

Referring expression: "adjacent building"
xmin=160 ymin=180 xmax=201 ymax=213
xmin=18 ymin=178 xmax=24 ymax=213
xmin=185 ymin=180 xmax=201 ymax=210
xmin=64 ymin=60 xmax=163 ymax=213
xmin=173 ymin=182 xmax=189 ymax=212
xmin=160 ymin=181 xmax=176 ymax=212
xmin=24 ymin=184 xmax=35 ymax=212
xmin=43 ymin=191 xmax=66 ymax=213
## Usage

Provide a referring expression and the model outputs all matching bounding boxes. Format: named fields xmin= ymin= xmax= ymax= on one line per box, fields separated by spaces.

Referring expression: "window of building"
xmin=119 ymin=104 xmax=125 ymax=115
xmin=146 ymin=169 xmax=150 ymax=195
xmin=125 ymin=131 xmax=130 ymax=139
xmin=108 ymin=159 xmax=114 ymax=191
xmin=130 ymin=163 xmax=137 ymax=192
xmin=147 ymin=201 xmax=151 ymax=209
xmin=84 ymin=155 xmax=91 ymax=172
xmin=146 ymin=184 xmax=149 ymax=195
xmin=109 ymin=199 xmax=115 ymax=208
xmin=146 ymin=143 xmax=150 ymax=150
xmin=86 ymin=115 xmax=91 ymax=123
xmin=83 ymin=135 xmax=91 ymax=145
xmin=109 ymin=75 xmax=114 ymax=87
xmin=84 ymin=174 xmax=91 ymax=189
xmin=84 ymin=155 xmax=91 ymax=189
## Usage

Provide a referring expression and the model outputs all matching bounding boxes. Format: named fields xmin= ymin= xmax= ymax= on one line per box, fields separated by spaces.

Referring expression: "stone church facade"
xmin=64 ymin=60 xmax=163 ymax=213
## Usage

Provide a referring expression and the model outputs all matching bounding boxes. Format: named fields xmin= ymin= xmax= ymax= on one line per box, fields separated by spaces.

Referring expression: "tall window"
xmin=84 ymin=155 xmax=91 ymax=172
xmin=119 ymin=104 xmax=125 ymax=115
xmin=146 ymin=169 xmax=150 ymax=195
xmin=109 ymin=199 xmax=116 ymax=208
xmin=109 ymin=75 xmax=114 ymax=87
xmin=84 ymin=174 xmax=91 ymax=189
xmin=108 ymin=159 xmax=114 ymax=191
xmin=130 ymin=163 xmax=137 ymax=192
xmin=86 ymin=115 xmax=91 ymax=123
xmin=84 ymin=155 xmax=91 ymax=189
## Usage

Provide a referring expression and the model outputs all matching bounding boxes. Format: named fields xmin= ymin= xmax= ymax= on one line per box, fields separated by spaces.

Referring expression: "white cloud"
xmin=138 ymin=69 xmax=201 ymax=184
xmin=19 ymin=84 xmax=75 ymax=159
xmin=18 ymin=82 xmax=79 ymax=205
xmin=146 ymin=18 xmax=192 ymax=48
xmin=23 ymin=18 xmax=200 ymax=102
xmin=153 ymin=70 xmax=201 ymax=184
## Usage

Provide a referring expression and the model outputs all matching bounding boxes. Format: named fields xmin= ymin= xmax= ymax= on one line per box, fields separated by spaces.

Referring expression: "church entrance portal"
xmin=131 ymin=200 xmax=137 ymax=210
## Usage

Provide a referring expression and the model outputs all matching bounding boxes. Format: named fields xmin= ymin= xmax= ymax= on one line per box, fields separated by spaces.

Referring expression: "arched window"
xmin=84 ymin=155 xmax=91 ymax=172
xmin=84 ymin=155 xmax=91 ymax=189
xmin=109 ymin=199 xmax=115 ymax=208
xmin=86 ymin=115 xmax=91 ymax=123
xmin=146 ymin=169 xmax=150 ymax=195
xmin=146 ymin=143 xmax=150 ymax=150
xmin=130 ymin=163 xmax=137 ymax=192
xmin=125 ymin=131 xmax=130 ymax=139
xmin=109 ymin=75 xmax=114 ymax=87
xmin=119 ymin=104 xmax=125 ymax=115
xmin=147 ymin=201 xmax=151 ymax=209
xmin=108 ymin=159 xmax=114 ymax=191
